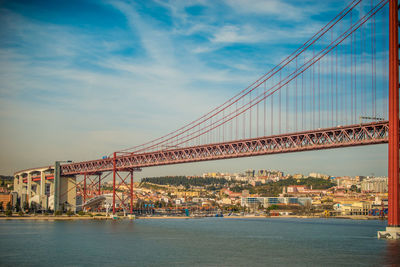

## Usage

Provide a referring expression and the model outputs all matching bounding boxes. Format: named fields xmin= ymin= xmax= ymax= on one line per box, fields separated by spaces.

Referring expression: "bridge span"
xmin=61 ymin=121 xmax=388 ymax=175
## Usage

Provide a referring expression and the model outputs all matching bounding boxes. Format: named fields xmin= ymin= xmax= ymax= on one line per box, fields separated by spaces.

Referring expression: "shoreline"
xmin=0 ymin=216 xmax=110 ymax=220
xmin=0 ymin=214 xmax=386 ymax=221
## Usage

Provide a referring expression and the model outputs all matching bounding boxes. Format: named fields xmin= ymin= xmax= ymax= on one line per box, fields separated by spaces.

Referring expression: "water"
xmin=0 ymin=218 xmax=398 ymax=266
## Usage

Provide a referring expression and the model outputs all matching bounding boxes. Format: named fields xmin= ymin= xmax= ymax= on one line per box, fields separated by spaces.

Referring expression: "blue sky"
xmin=0 ymin=0 xmax=388 ymax=178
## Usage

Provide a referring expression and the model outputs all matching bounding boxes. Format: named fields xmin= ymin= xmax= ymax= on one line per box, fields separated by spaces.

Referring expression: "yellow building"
xmin=338 ymin=201 xmax=372 ymax=215
xmin=175 ymin=191 xmax=200 ymax=198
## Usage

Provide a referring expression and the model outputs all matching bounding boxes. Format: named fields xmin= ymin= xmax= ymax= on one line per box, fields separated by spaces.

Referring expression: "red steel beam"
xmin=388 ymin=0 xmax=399 ymax=227
xmin=61 ymin=122 xmax=389 ymax=176
xmin=112 ymin=152 xmax=116 ymax=215
xmin=98 ymin=174 xmax=101 ymax=196
xmin=130 ymin=171 xmax=133 ymax=214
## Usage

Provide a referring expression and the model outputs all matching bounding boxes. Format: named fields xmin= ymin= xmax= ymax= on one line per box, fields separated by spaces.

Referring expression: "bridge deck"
xmin=60 ymin=121 xmax=389 ymax=175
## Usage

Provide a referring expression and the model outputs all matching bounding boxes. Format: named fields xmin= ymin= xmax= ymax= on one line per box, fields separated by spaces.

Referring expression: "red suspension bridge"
xmin=17 ymin=0 xmax=399 ymax=231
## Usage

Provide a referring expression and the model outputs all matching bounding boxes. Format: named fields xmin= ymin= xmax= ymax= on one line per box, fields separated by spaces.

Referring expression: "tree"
xmin=23 ymin=201 xmax=29 ymax=212
xmin=0 ymin=201 xmax=3 ymax=212
xmin=6 ymin=201 xmax=12 ymax=211
xmin=267 ymin=205 xmax=279 ymax=211
xmin=5 ymin=202 xmax=12 ymax=216
xmin=30 ymin=202 xmax=38 ymax=213
xmin=350 ymin=185 xmax=358 ymax=192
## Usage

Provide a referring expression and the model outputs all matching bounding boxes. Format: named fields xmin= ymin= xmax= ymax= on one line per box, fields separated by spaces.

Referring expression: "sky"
xmin=0 ymin=0 xmax=389 ymax=178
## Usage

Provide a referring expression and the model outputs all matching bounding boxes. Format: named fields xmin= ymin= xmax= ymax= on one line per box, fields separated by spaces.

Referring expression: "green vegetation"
xmin=0 ymin=175 xmax=14 ymax=191
xmin=54 ymin=210 xmax=62 ymax=216
xmin=18 ymin=211 xmax=24 ymax=216
xmin=23 ymin=201 xmax=29 ymax=212
xmin=0 ymin=175 xmax=13 ymax=180
xmin=267 ymin=205 xmax=280 ymax=210
xmin=78 ymin=211 xmax=85 ymax=216
xmin=6 ymin=202 xmax=12 ymax=211
xmin=141 ymin=176 xmax=232 ymax=187
xmin=233 ymin=178 xmax=335 ymax=197
xmin=66 ymin=210 xmax=74 ymax=216
xmin=5 ymin=210 xmax=12 ymax=216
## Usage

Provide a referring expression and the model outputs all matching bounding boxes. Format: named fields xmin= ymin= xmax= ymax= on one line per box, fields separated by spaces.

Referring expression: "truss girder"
xmin=61 ymin=121 xmax=389 ymax=175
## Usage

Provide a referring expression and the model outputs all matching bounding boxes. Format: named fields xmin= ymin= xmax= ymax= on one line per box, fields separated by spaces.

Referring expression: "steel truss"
xmin=79 ymin=173 xmax=102 ymax=206
xmin=61 ymin=121 xmax=389 ymax=176
xmin=112 ymin=155 xmax=141 ymax=214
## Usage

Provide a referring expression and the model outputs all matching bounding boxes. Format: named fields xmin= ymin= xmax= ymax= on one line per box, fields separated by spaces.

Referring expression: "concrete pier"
xmin=377 ymin=227 xmax=400 ymax=239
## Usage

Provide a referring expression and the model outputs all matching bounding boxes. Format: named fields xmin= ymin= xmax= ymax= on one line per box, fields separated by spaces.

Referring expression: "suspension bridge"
xmin=13 ymin=0 xmax=400 ymax=237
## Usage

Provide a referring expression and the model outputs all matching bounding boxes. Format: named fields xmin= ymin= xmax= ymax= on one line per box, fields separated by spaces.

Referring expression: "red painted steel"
xmin=388 ymin=0 xmax=399 ymax=227
xmin=112 ymin=152 xmax=116 ymax=215
xmin=98 ymin=174 xmax=101 ymax=196
xmin=111 ymin=169 xmax=139 ymax=214
xmin=83 ymin=173 xmax=87 ymax=204
xmin=130 ymin=171 xmax=133 ymax=214
xmin=61 ymin=122 xmax=388 ymax=176
xmin=23 ymin=175 xmax=54 ymax=183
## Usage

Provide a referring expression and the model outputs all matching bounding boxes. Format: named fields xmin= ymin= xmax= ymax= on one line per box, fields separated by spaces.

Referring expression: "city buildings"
xmin=361 ymin=177 xmax=388 ymax=193
xmin=241 ymin=197 xmax=312 ymax=208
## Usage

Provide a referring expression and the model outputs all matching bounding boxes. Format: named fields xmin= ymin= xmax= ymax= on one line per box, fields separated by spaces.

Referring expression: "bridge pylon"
xmin=378 ymin=0 xmax=400 ymax=239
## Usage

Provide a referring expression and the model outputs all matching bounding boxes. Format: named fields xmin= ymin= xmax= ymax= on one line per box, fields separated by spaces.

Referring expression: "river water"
xmin=0 ymin=218 xmax=398 ymax=266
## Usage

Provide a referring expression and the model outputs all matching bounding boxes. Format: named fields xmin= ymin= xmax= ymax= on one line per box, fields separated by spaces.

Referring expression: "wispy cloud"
xmin=223 ymin=0 xmax=307 ymax=20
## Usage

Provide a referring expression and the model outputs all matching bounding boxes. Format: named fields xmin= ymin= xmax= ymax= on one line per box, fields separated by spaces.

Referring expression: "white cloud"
xmin=223 ymin=0 xmax=307 ymax=20
xmin=211 ymin=25 xmax=263 ymax=44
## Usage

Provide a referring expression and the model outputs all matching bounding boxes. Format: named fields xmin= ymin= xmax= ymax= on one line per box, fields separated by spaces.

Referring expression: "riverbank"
xmin=134 ymin=214 xmax=385 ymax=220
xmin=0 ymin=215 xmax=110 ymax=220
xmin=0 ymin=214 xmax=386 ymax=221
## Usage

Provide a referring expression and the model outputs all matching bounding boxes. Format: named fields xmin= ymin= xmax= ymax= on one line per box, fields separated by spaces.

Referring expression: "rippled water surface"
xmin=0 ymin=218 xmax=399 ymax=266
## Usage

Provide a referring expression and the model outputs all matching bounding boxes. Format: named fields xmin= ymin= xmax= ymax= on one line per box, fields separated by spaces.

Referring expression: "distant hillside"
xmin=141 ymin=176 xmax=231 ymax=187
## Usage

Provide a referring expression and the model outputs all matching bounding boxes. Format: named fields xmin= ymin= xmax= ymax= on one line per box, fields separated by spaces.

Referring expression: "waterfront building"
xmin=241 ymin=197 xmax=312 ymax=207
xmin=333 ymin=201 xmax=372 ymax=215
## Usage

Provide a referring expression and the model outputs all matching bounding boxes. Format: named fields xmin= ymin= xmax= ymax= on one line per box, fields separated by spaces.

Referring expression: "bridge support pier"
xmin=112 ymin=152 xmax=141 ymax=216
xmin=380 ymin=0 xmax=400 ymax=239
xmin=378 ymin=227 xmax=400 ymax=239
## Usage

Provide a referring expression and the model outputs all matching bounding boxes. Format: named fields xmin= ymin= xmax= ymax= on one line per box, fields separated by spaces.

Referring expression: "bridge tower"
xmin=379 ymin=0 xmax=400 ymax=239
